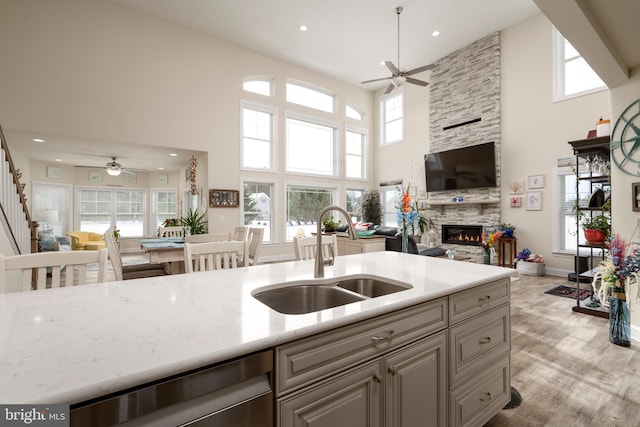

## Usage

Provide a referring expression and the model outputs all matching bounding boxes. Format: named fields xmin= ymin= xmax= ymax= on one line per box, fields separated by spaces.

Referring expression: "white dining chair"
xmin=104 ymin=228 xmax=168 ymax=281
xmin=184 ymin=233 xmax=230 ymax=244
xmin=231 ymin=226 xmax=248 ymax=241
xmin=0 ymin=249 xmax=108 ymax=292
xmin=184 ymin=240 xmax=250 ymax=272
xmin=294 ymin=235 xmax=338 ymax=261
xmin=158 ymin=226 xmax=185 ymax=238
xmin=243 ymin=227 xmax=264 ymax=266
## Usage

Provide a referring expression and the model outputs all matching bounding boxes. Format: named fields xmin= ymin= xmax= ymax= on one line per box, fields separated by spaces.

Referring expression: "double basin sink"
xmin=252 ymin=276 xmax=412 ymax=315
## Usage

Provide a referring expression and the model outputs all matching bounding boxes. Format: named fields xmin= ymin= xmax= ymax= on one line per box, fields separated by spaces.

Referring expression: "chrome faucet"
xmin=315 ymin=205 xmax=358 ymax=278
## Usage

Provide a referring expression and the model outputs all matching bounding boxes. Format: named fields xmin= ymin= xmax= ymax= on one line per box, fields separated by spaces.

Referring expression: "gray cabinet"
xmin=337 ymin=236 xmax=386 ymax=255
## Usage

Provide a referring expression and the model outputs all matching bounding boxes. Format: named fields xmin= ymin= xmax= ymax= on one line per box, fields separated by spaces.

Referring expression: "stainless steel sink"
xmin=336 ymin=277 xmax=410 ymax=298
xmin=253 ymin=285 xmax=365 ymax=315
xmin=252 ymin=276 xmax=412 ymax=315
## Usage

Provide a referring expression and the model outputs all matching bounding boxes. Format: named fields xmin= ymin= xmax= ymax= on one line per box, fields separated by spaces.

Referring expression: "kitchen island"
xmin=0 ymin=251 xmax=515 ymax=426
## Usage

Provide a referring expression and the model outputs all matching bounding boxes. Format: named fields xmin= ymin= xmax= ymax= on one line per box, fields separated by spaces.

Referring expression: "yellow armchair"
xmin=65 ymin=231 xmax=106 ymax=250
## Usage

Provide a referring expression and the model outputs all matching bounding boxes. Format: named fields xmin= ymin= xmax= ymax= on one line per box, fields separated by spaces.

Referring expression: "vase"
xmin=609 ymin=286 xmax=630 ymax=347
xmin=483 ymin=250 xmax=491 ymax=265
xmin=401 ymin=226 xmax=409 ymax=253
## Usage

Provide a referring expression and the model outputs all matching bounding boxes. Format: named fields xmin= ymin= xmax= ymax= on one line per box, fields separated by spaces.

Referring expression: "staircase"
xmin=0 ymin=125 xmax=37 ymax=255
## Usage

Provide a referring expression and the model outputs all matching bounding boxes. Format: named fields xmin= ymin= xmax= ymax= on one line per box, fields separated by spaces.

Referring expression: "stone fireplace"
xmin=441 ymin=225 xmax=483 ymax=246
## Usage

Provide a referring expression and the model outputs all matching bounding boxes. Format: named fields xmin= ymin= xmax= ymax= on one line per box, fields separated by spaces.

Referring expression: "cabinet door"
xmin=384 ymin=332 xmax=448 ymax=427
xmin=278 ymin=361 xmax=382 ymax=427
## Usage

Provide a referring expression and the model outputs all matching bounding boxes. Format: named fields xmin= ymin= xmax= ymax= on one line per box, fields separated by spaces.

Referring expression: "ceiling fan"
xmin=361 ymin=6 xmax=434 ymax=94
xmin=105 ymin=157 xmax=138 ymax=176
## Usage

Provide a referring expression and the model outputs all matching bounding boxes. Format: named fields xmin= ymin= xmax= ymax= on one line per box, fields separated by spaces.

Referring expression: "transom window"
xmin=286 ymin=82 xmax=335 ymax=113
xmin=380 ymin=91 xmax=403 ymax=145
xmin=286 ymin=184 xmax=335 ymax=240
xmin=242 ymin=181 xmax=274 ymax=243
xmin=241 ymin=102 xmax=276 ymax=171
xmin=345 ymin=128 xmax=366 ymax=179
xmin=346 ymin=105 xmax=363 ymax=120
xmin=553 ymin=28 xmax=606 ymax=101
xmin=243 ymin=77 xmax=273 ymax=96
xmin=285 ymin=115 xmax=337 ymax=176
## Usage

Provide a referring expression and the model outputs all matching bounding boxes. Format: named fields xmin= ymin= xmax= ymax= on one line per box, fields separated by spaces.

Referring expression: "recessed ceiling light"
xmin=54 ymin=159 xmax=63 ymax=162
xmin=380 ymin=61 xmax=386 ymax=66
xmin=169 ymin=153 xmax=178 ymax=157
xmin=32 ymin=138 xmax=45 ymax=143
xmin=432 ymin=30 xmax=440 ymax=37
xmin=158 ymin=167 xmax=165 ymax=170
xmin=299 ymin=25 xmax=308 ymax=32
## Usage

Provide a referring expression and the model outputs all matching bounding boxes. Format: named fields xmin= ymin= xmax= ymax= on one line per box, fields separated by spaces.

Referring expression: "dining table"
xmin=139 ymin=237 xmax=185 ymax=274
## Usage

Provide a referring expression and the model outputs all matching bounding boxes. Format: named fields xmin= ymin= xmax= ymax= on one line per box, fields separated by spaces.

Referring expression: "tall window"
xmin=345 ymin=129 xmax=366 ymax=179
xmin=380 ymin=183 xmax=402 ymax=227
xmin=286 ymin=82 xmax=335 ymax=113
xmin=77 ymin=188 xmax=146 ymax=237
xmin=243 ymin=181 xmax=274 ymax=242
xmin=33 ymin=182 xmax=71 ymax=235
xmin=152 ymin=189 xmax=177 ymax=231
xmin=346 ymin=189 xmax=364 ymax=223
xmin=553 ymin=28 xmax=606 ymax=101
xmin=286 ymin=184 xmax=335 ymax=240
xmin=380 ymin=91 xmax=403 ymax=145
xmin=286 ymin=115 xmax=337 ymax=176
xmin=557 ymin=166 xmax=600 ymax=253
xmin=242 ymin=102 xmax=276 ymax=171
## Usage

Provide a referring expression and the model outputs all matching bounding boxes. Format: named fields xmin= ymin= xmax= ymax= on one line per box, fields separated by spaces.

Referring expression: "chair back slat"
xmin=184 ymin=240 xmax=248 ymax=273
xmin=246 ymin=228 xmax=264 ymax=266
xmin=231 ymin=226 xmax=247 ymax=241
xmin=0 ymin=249 xmax=108 ymax=293
xmin=104 ymin=228 xmax=124 ymax=281
xmin=294 ymin=235 xmax=337 ymax=261
xmin=158 ymin=226 xmax=185 ymax=238
xmin=184 ymin=233 xmax=229 ymax=243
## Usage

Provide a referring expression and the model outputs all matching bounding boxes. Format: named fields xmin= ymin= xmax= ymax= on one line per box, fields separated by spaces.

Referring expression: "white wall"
xmin=0 ymin=0 xmax=374 ymax=258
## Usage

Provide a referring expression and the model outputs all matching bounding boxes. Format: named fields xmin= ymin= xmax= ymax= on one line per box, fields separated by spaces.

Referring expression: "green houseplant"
xmin=181 ymin=209 xmax=208 ymax=235
xmin=581 ymin=214 xmax=610 ymax=244
xmin=361 ymin=190 xmax=382 ymax=225
xmin=322 ymin=216 xmax=340 ymax=232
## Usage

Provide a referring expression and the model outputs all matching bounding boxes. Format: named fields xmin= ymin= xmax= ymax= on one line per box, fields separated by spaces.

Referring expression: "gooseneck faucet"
xmin=315 ymin=205 xmax=358 ymax=278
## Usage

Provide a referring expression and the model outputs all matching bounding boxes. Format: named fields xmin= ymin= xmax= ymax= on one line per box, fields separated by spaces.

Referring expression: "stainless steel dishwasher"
xmin=70 ymin=350 xmax=273 ymax=427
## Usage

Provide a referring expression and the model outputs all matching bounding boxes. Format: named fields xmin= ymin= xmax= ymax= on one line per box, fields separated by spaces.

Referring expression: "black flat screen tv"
xmin=424 ymin=142 xmax=497 ymax=192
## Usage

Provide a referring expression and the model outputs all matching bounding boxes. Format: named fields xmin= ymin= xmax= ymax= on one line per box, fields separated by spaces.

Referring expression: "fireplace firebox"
xmin=442 ymin=225 xmax=483 ymax=246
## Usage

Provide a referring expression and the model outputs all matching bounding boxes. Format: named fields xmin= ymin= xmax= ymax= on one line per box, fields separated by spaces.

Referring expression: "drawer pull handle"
xmin=373 ymin=373 xmax=383 ymax=383
xmin=478 ymin=296 xmax=491 ymax=303
xmin=388 ymin=366 xmax=398 ymax=376
xmin=478 ymin=337 xmax=492 ymax=344
xmin=478 ymin=392 xmax=492 ymax=402
xmin=371 ymin=330 xmax=394 ymax=342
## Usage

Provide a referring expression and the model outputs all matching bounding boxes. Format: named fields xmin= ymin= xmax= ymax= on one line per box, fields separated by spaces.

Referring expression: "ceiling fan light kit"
xmin=106 ymin=157 xmax=123 ymax=176
xmin=361 ymin=6 xmax=433 ymax=94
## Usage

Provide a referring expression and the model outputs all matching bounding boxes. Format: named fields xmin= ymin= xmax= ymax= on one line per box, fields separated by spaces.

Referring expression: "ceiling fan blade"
xmin=361 ymin=76 xmax=392 ymax=84
xmin=384 ymin=82 xmax=395 ymax=95
xmin=406 ymin=77 xmax=429 ymax=87
xmin=405 ymin=64 xmax=435 ymax=76
xmin=384 ymin=61 xmax=400 ymax=75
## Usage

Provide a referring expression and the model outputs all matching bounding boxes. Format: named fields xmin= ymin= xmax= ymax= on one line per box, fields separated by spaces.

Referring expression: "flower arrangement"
xmin=396 ymin=185 xmax=419 ymax=233
xmin=596 ymin=234 xmax=640 ymax=298
xmin=480 ymin=230 xmax=503 ymax=253
xmin=516 ymin=248 xmax=544 ymax=263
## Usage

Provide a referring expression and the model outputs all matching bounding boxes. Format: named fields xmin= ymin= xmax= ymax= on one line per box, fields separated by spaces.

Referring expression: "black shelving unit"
xmin=567 ymin=136 xmax=610 ymax=319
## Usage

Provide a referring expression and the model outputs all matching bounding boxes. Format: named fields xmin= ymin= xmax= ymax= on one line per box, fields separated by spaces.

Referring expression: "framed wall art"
xmin=88 ymin=171 xmax=102 ymax=183
xmin=510 ymin=196 xmax=522 ymax=208
xmin=47 ymin=166 xmax=60 ymax=179
xmin=526 ymin=191 xmax=542 ymax=210
xmin=509 ymin=181 xmax=524 ymax=194
xmin=528 ymin=174 xmax=544 ymax=189
xmin=209 ymin=189 xmax=239 ymax=207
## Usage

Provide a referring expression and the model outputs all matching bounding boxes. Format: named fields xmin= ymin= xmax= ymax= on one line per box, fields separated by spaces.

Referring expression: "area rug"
xmin=544 ymin=285 xmax=591 ymax=300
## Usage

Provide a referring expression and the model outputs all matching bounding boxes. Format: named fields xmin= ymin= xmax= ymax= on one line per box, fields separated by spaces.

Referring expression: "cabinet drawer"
xmin=450 ymin=304 xmax=510 ymax=386
xmin=449 ymin=356 xmax=510 ymax=427
xmin=449 ymin=278 xmax=510 ymax=324
xmin=276 ymin=298 xmax=447 ymax=395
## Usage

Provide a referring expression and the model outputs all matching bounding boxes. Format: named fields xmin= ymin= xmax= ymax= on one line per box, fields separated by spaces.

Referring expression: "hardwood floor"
xmin=485 ymin=274 xmax=640 ymax=427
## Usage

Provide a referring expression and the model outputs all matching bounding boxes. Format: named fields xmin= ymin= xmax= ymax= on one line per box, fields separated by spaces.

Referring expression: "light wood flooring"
xmin=485 ymin=274 xmax=640 ymax=427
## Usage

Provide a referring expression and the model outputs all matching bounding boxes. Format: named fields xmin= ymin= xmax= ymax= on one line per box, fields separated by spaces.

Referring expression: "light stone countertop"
xmin=0 ymin=251 xmax=514 ymax=405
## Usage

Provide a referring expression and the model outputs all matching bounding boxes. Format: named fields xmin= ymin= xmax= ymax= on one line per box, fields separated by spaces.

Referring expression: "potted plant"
xmin=361 ymin=190 xmax=382 ymax=225
xmin=322 ymin=216 xmax=340 ymax=233
xmin=581 ymin=214 xmax=610 ymax=244
xmin=180 ymin=209 xmax=208 ymax=235
xmin=499 ymin=223 xmax=516 ymax=238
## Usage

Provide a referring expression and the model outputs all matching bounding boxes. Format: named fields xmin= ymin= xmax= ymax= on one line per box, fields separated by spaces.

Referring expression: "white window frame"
xmin=241 ymin=178 xmax=276 ymax=244
xmin=346 ymin=104 xmax=364 ymax=120
xmin=241 ymin=100 xmax=277 ymax=172
xmin=345 ymin=126 xmax=367 ymax=180
xmin=76 ymin=186 xmax=148 ymax=237
xmin=285 ymin=112 xmax=339 ymax=177
xmin=346 ymin=188 xmax=365 ymax=223
xmin=379 ymin=89 xmax=404 ymax=145
xmin=552 ymin=28 xmax=607 ymax=102
xmin=150 ymin=188 xmax=178 ymax=232
xmin=243 ymin=76 xmax=273 ymax=97
xmin=32 ymin=181 xmax=72 ymax=235
xmin=286 ymin=80 xmax=336 ymax=113
xmin=379 ymin=182 xmax=403 ymax=227
xmin=284 ymin=182 xmax=337 ymax=241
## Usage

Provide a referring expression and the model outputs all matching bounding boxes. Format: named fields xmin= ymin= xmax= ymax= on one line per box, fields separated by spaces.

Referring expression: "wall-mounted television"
xmin=424 ymin=142 xmax=497 ymax=192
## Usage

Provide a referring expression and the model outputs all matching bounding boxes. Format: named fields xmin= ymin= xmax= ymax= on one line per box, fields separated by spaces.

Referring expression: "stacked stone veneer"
xmin=428 ymin=32 xmax=502 ymax=261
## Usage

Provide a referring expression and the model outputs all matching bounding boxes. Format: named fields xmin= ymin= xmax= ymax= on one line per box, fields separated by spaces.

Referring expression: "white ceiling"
xmin=110 ymin=0 xmax=541 ymax=88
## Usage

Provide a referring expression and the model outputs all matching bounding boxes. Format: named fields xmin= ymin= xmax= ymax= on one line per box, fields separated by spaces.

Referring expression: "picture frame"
xmin=633 ymin=182 xmax=640 ymax=212
xmin=528 ymin=174 xmax=544 ymax=189
xmin=509 ymin=181 xmax=524 ymax=194
xmin=526 ymin=191 xmax=542 ymax=211
xmin=209 ymin=189 xmax=239 ymax=207
xmin=159 ymin=174 xmax=168 ymax=185
xmin=123 ymin=173 xmax=137 ymax=185
xmin=47 ymin=166 xmax=60 ymax=179
xmin=510 ymin=196 xmax=522 ymax=208
xmin=88 ymin=171 xmax=102 ymax=183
